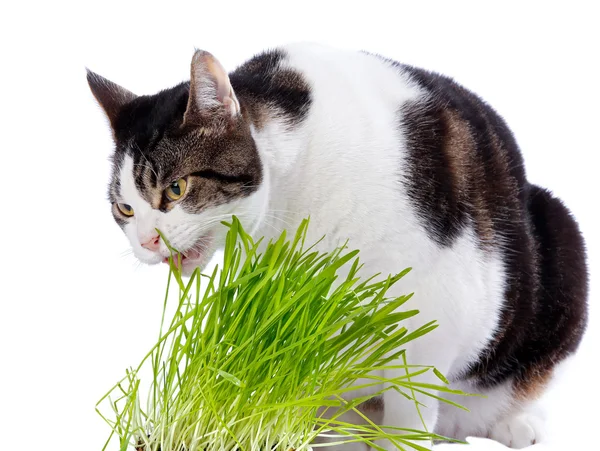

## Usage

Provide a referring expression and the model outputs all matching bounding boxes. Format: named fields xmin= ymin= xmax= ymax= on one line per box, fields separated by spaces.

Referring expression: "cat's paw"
xmin=489 ymin=412 xmax=545 ymax=448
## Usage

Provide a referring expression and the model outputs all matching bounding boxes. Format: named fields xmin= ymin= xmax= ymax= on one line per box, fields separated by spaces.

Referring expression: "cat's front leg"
xmin=373 ymin=368 xmax=440 ymax=451
xmin=372 ymin=336 xmax=455 ymax=451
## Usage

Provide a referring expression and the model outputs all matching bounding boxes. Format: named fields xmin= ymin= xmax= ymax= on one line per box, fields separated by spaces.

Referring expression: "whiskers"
xmin=119 ymin=248 xmax=134 ymax=258
xmin=159 ymin=207 xmax=299 ymax=257
xmin=131 ymin=259 xmax=145 ymax=272
xmin=119 ymin=247 xmax=145 ymax=271
xmin=184 ymin=239 xmax=212 ymax=259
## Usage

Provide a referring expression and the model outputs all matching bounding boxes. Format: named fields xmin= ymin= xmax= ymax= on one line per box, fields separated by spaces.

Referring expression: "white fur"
xmin=117 ymin=43 xmax=545 ymax=449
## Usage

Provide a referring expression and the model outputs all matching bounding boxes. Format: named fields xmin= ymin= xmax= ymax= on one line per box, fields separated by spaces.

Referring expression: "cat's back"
xmin=231 ymin=42 xmax=425 ymax=132
xmin=281 ymin=42 xmax=423 ymax=104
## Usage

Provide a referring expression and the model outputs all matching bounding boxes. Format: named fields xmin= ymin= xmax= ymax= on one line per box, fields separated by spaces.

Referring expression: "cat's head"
xmin=88 ymin=50 xmax=264 ymax=275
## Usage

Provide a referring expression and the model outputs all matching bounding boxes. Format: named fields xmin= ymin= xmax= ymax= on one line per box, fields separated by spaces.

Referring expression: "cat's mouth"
xmin=162 ymin=234 xmax=213 ymax=271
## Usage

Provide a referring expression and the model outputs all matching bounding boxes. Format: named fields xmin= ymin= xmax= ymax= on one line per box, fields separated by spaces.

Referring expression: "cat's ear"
xmin=183 ymin=50 xmax=240 ymax=125
xmin=86 ymin=69 xmax=137 ymax=130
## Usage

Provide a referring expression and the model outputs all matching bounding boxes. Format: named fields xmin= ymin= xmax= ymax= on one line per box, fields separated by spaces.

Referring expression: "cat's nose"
xmin=141 ymin=234 xmax=160 ymax=252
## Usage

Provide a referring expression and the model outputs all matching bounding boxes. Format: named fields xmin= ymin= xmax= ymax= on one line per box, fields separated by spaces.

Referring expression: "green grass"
xmin=97 ymin=217 xmax=464 ymax=451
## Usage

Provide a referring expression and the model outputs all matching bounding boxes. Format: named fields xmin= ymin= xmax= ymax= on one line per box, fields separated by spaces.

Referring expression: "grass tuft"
xmin=97 ymin=217 xmax=462 ymax=450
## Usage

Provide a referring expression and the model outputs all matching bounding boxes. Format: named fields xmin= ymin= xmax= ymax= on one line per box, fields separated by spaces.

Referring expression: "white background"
xmin=0 ymin=1 xmax=598 ymax=450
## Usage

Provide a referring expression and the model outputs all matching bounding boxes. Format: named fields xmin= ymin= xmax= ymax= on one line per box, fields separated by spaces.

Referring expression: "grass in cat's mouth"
xmin=162 ymin=251 xmax=195 ymax=264
xmin=161 ymin=234 xmax=212 ymax=269
xmin=162 ymin=253 xmax=187 ymax=268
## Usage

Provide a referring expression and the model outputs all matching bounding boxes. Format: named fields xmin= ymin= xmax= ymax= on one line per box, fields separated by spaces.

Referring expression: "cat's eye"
xmin=165 ymin=178 xmax=187 ymax=201
xmin=117 ymin=203 xmax=134 ymax=217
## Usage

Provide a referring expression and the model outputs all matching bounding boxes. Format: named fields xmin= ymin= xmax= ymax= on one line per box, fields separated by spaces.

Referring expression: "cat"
xmin=87 ymin=43 xmax=588 ymax=450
